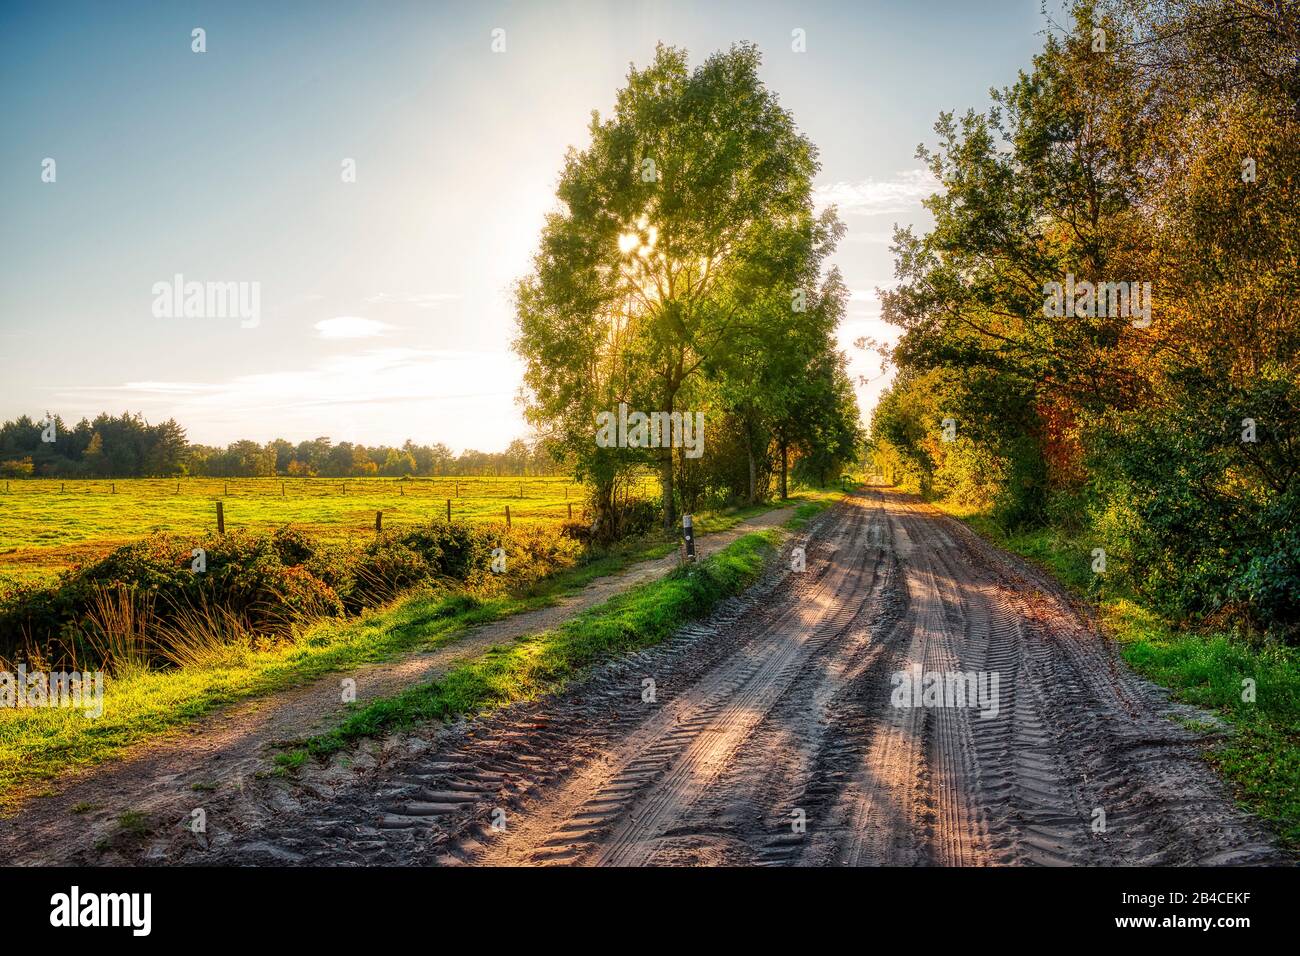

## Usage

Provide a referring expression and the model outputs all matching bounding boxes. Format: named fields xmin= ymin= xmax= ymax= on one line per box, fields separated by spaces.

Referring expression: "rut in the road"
xmin=173 ymin=489 xmax=1285 ymax=867
xmin=503 ymin=497 xmax=884 ymax=867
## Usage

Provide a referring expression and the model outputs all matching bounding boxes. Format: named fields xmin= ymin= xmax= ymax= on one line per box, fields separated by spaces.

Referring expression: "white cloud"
xmin=314 ymin=316 xmax=397 ymax=339
xmin=841 ymin=316 xmax=893 ymax=334
xmin=813 ymin=169 xmax=941 ymax=216
xmin=847 ymin=279 xmax=900 ymax=302
xmin=104 ymin=381 xmax=224 ymax=395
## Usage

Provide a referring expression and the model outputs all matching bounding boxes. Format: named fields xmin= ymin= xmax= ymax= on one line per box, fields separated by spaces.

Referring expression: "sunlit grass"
xmin=0 ymin=475 xmax=655 ymax=584
xmin=0 ymin=490 xmax=828 ymax=811
xmin=281 ymin=528 xmax=783 ymax=766
xmin=0 ymin=590 xmax=493 ymax=812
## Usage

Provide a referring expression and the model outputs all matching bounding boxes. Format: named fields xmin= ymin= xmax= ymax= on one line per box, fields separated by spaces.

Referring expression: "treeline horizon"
xmin=0 ymin=411 xmax=561 ymax=479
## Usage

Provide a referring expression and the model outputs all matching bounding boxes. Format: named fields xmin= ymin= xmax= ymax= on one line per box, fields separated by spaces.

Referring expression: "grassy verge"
xmin=280 ymin=529 xmax=782 ymax=766
xmin=938 ymin=499 xmax=1300 ymax=848
xmin=786 ymin=487 xmax=842 ymax=530
xmin=278 ymin=487 xmax=842 ymax=766
xmin=0 ymin=493 xmax=817 ymax=811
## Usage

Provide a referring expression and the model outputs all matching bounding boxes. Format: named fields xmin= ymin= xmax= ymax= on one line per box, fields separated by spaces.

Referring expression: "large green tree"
xmin=514 ymin=43 xmax=849 ymax=532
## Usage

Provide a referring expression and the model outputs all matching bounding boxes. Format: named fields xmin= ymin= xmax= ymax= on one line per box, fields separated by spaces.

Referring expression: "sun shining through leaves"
xmin=516 ymin=43 xmax=861 ymax=539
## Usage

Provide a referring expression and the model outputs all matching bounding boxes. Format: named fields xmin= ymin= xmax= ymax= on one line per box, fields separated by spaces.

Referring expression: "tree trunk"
xmin=591 ymin=480 xmax=616 ymax=544
xmin=659 ymin=450 xmax=676 ymax=532
xmin=779 ymin=441 xmax=789 ymax=500
xmin=660 ymin=388 xmax=678 ymax=532
xmin=747 ymin=442 xmax=757 ymax=505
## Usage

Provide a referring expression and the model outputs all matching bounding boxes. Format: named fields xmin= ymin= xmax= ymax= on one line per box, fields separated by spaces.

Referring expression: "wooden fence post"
xmin=281 ymin=481 xmax=285 ymax=497
xmin=216 ymin=501 xmax=225 ymax=534
xmin=446 ymin=499 xmax=451 ymax=522
xmin=375 ymin=511 xmax=383 ymax=533
xmin=567 ymin=502 xmax=573 ymax=520
xmin=505 ymin=505 xmax=511 ymax=528
xmin=111 ymin=482 xmax=116 ymax=495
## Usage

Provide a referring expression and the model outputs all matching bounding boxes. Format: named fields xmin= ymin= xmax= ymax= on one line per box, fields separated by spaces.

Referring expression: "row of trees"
xmin=188 ymin=436 xmax=558 ymax=478
xmin=514 ymin=43 xmax=864 ymax=538
xmin=0 ymin=412 xmax=560 ymax=479
xmin=869 ymin=0 xmax=1299 ymax=637
xmin=0 ymin=413 xmax=187 ymax=479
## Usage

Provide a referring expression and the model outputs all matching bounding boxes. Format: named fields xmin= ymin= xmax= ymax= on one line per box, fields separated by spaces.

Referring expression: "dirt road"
xmin=35 ymin=488 xmax=1284 ymax=866
xmin=458 ymin=487 xmax=1285 ymax=866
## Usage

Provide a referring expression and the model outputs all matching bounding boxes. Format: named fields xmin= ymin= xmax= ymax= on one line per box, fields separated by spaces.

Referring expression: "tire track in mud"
xmin=789 ymin=495 xmax=990 ymax=866
xmin=155 ymin=509 xmax=841 ymax=866
xmin=158 ymin=487 xmax=1287 ymax=867
xmin=475 ymin=498 xmax=878 ymax=866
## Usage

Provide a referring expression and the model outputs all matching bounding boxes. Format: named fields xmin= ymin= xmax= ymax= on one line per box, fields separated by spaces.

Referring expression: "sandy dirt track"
xmin=7 ymin=489 xmax=1287 ymax=866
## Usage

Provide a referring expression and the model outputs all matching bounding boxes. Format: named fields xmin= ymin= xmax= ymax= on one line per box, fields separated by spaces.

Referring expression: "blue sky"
xmin=0 ymin=0 xmax=1050 ymax=451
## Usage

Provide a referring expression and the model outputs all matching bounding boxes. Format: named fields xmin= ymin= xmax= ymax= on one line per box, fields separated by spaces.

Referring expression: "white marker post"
xmin=682 ymin=513 xmax=695 ymax=562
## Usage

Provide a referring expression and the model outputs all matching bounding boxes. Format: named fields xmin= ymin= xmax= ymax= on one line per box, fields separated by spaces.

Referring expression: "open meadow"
xmin=0 ymin=476 xmax=659 ymax=584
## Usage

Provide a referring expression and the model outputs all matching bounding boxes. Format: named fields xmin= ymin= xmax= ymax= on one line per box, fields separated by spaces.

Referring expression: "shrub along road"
xmin=58 ymin=487 xmax=1286 ymax=867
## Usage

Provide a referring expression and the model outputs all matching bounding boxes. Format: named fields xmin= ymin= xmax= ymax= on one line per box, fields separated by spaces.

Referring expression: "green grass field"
xmin=0 ymin=476 xmax=660 ymax=584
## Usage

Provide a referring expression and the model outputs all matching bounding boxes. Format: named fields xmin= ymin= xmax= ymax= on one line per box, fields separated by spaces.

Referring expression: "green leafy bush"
xmin=1089 ymin=368 xmax=1300 ymax=640
xmin=0 ymin=519 xmax=584 ymax=669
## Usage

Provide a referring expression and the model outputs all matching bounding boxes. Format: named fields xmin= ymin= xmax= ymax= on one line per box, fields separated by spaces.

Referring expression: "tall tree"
xmin=515 ymin=43 xmax=830 ymax=531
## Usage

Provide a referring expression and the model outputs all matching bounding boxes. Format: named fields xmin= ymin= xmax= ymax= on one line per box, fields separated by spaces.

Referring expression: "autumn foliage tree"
xmin=872 ymin=0 xmax=1300 ymax=637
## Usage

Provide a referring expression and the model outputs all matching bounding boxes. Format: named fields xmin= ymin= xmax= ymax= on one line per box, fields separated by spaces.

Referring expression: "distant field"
xmin=0 ymin=476 xmax=659 ymax=584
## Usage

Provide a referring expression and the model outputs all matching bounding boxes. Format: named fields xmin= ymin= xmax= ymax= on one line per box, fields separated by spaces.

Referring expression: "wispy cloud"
xmin=848 ymin=279 xmax=900 ymax=302
xmin=814 ymin=169 xmax=941 ymax=216
xmin=94 ymin=381 xmax=225 ymax=395
xmin=365 ymin=292 xmax=462 ymax=308
xmin=50 ymin=348 xmax=523 ymax=448
xmin=314 ymin=316 xmax=397 ymax=339
xmin=844 ymin=228 xmax=899 ymax=246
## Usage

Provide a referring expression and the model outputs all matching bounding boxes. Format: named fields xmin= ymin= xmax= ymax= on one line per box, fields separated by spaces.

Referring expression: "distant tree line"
xmin=0 ymin=412 xmax=560 ymax=479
